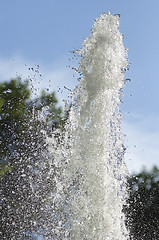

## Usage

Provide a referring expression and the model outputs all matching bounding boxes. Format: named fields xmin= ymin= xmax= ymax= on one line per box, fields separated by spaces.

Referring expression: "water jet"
xmin=47 ymin=12 xmax=129 ymax=239
xmin=0 ymin=12 xmax=129 ymax=240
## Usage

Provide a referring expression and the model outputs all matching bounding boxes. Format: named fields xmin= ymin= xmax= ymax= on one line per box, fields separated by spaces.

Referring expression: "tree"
xmin=0 ymin=78 xmax=31 ymax=165
xmin=125 ymin=166 xmax=159 ymax=240
xmin=33 ymin=90 xmax=64 ymax=130
xmin=0 ymin=78 xmax=65 ymax=239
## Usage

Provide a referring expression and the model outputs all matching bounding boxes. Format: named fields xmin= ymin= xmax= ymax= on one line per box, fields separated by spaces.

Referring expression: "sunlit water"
xmin=45 ymin=12 xmax=129 ymax=239
xmin=0 ymin=12 xmax=129 ymax=240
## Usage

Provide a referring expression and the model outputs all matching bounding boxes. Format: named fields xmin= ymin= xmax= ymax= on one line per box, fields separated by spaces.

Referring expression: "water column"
xmin=52 ymin=12 xmax=129 ymax=240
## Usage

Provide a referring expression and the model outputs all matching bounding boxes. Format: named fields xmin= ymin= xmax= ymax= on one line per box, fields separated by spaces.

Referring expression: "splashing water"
xmin=46 ymin=12 xmax=129 ymax=239
xmin=0 ymin=12 xmax=130 ymax=240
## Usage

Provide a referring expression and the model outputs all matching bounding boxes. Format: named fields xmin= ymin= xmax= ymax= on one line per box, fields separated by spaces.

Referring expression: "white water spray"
xmin=47 ymin=12 xmax=129 ymax=239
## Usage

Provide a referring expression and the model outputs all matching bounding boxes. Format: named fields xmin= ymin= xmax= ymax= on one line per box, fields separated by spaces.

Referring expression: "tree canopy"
xmin=0 ymin=77 xmax=65 ymax=239
xmin=125 ymin=166 xmax=159 ymax=240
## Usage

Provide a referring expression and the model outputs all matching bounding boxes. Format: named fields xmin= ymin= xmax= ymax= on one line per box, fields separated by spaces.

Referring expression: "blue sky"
xmin=0 ymin=0 xmax=159 ymax=173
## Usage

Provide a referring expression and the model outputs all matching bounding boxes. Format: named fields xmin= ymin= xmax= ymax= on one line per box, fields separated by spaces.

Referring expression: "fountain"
xmin=46 ymin=12 xmax=129 ymax=239
xmin=0 ymin=12 xmax=129 ymax=240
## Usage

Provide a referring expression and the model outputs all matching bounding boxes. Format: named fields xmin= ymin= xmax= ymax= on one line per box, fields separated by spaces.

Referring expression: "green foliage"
xmin=0 ymin=163 xmax=12 ymax=178
xmin=125 ymin=166 xmax=159 ymax=240
xmin=0 ymin=77 xmax=65 ymax=239
xmin=0 ymin=78 xmax=30 ymax=118
xmin=33 ymin=89 xmax=64 ymax=130
xmin=0 ymin=78 xmax=31 ymax=164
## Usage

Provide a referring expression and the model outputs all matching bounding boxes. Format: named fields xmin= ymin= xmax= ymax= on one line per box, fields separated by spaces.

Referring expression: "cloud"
xmin=122 ymin=114 xmax=159 ymax=174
